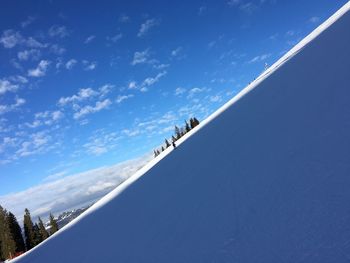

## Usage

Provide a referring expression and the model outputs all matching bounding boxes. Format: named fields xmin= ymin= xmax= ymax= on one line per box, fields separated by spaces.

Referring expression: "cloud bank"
xmin=0 ymin=154 xmax=152 ymax=221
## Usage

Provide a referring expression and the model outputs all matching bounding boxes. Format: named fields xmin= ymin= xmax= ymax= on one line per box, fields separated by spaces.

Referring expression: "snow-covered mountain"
xmin=45 ymin=205 xmax=92 ymax=230
xmin=13 ymin=2 xmax=350 ymax=262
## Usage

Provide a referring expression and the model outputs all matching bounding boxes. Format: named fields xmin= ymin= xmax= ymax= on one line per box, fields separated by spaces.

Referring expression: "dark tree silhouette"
xmin=49 ymin=213 xmax=59 ymax=235
xmin=38 ymin=217 xmax=49 ymax=241
xmin=0 ymin=206 xmax=16 ymax=260
xmin=32 ymin=223 xmax=42 ymax=246
xmin=165 ymin=139 xmax=171 ymax=148
xmin=23 ymin=208 xmax=35 ymax=250
xmin=7 ymin=212 xmax=25 ymax=253
xmin=185 ymin=120 xmax=191 ymax=133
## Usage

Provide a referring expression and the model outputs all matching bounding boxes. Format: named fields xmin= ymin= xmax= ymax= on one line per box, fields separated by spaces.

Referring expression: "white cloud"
xmin=0 ymin=97 xmax=26 ymax=115
xmin=174 ymin=87 xmax=186 ymax=96
xmin=187 ymin=87 xmax=208 ymax=98
xmin=228 ymin=0 xmax=259 ymax=14
xmin=73 ymin=99 xmax=112 ymax=119
xmin=82 ymin=60 xmax=97 ymax=71
xmin=48 ymin=25 xmax=69 ymax=38
xmin=286 ymin=30 xmax=296 ymax=37
xmin=132 ymin=110 xmax=180 ymax=137
xmin=55 ymin=58 xmax=64 ymax=69
xmin=50 ymin=44 xmax=66 ymax=55
xmin=116 ymin=94 xmax=134 ymax=104
xmin=171 ymin=47 xmax=182 ymax=57
xmin=309 ymin=16 xmax=320 ymax=23
xmin=15 ymin=131 xmax=50 ymax=157
xmin=248 ymin=53 xmax=271 ymax=63
xmin=0 ymin=127 xmax=63 ymax=165
xmin=99 ymin=84 xmax=114 ymax=97
xmin=25 ymin=110 xmax=64 ymax=128
xmin=21 ymin=16 xmax=36 ymax=28
xmin=131 ymin=49 xmax=151 ymax=65
xmin=84 ymin=35 xmax=96 ymax=44
xmin=28 ymin=60 xmax=51 ymax=77
xmin=42 ymin=170 xmax=68 ymax=182
xmin=128 ymin=81 xmax=137 ymax=89
xmin=239 ymin=2 xmax=257 ymax=13
xmin=0 ymin=136 xmax=18 ymax=154
xmin=15 ymin=97 xmax=25 ymax=106
xmin=58 ymin=85 xmax=111 ymax=107
xmin=107 ymin=33 xmax=122 ymax=43
xmin=66 ymin=59 xmax=78 ymax=70
xmin=178 ymin=102 xmax=209 ymax=119
xmin=58 ymin=88 xmax=98 ymax=106
xmin=52 ymin=110 xmax=63 ymax=121
xmin=210 ymin=95 xmax=222 ymax=102
xmin=137 ymin=18 xmax=159 ymax=38
xmin=25 ymin=119 xmax=42 ymax=129
xmin=79 ymin=88 xmax=96 ymax=98
xmin=83 ymin=130 xmax=121 ymax=156
xmin=26 ymin=37 xmax=46 ymax=48
xmin=0 ymin=79 xmax=19 ymax=95
xmin=122 ymin=128 xmax=140 ymax=137
xmin=9 ymin=75 xmax=28 ymax=84
xmin=142 ymin=71 xmax=166 ymax=88
xmin=153 ymin=63 xmax=169 ymax=70
xmin=127 ymin=72 xmax=166 ymax=92
xmin=0 ymin=29 xmax=46 ymax=49
xmin=0 ymin=30 xmax=22 ymax=48
xmin=17 ymin=49 xmax=41 ymax=61
xmin=0 ymin=154 xmax=152 ymax=220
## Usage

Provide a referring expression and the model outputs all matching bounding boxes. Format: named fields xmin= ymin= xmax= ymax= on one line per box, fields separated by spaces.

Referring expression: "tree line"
xmin=154 ymin=117 xmax=200 ymax=157
xmin=0 ymin=205 xmax=59 ymax=261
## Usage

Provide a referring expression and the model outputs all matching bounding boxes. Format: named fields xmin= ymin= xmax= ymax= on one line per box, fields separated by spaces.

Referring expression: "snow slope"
xmin=14 ymin=2 xmax=350 ymax=262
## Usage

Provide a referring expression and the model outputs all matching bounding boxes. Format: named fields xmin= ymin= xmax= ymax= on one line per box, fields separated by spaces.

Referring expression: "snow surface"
xmin=13 ymin=2 xmax=350 ymax=262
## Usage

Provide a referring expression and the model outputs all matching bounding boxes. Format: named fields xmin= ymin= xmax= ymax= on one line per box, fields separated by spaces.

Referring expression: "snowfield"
xmin=13 ymin=2 xmax=350 ymax=262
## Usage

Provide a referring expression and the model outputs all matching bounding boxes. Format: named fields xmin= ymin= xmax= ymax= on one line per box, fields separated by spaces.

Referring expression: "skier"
xmin=172 ymin=141 xmax=176 ymax=149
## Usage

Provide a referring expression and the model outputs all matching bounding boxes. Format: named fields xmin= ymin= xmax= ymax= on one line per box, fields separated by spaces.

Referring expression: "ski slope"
xmin=14 ymin=2 xmax=350 ymax=262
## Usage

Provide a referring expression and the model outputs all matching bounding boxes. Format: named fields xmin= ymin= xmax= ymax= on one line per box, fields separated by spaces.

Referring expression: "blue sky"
xmin=0 ymin=0 xmax=347 ymax=199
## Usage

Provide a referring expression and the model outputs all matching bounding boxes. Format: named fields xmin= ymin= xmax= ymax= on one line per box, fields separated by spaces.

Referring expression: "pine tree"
xmin=0 ymin=206 xmax=16 ymax=260
xmin=32 ymin=223 xmax=42 ymax=246
xmin=193 ymin=117 xmax=200 ymax=127
xmin=38 ymin=217 xmax=49 ymax=242
xmin=7 ymin=212 xmax=25 ymax=253
xmin=23 ymin=208 xmax=35 ymax=250
xmin=161 ymin=146 xmax=164 ymax=152
xmin=0 ymin=239 xmax=3 ymax=262
xmin=175 ymin=126 xmax=181 ymax=140
xmin=165 ymin=139 xmax=170 ymax=148
xmin=180 ymin=127 xmax=185 ymax=137
xmin=49 ymin=214 xmax=59 ymax=235
xmin=185 ymin=120 xmax=191 ymax=133
xmin=190 ymin=118 xmax=195 ymax=129
xmin=171 ymin=135 xmax=176 ymax=143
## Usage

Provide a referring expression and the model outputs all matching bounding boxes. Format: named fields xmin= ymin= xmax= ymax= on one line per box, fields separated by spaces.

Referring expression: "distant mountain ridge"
xmin=45 ymin=205 xmax=92 ymax=230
